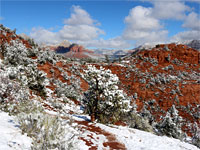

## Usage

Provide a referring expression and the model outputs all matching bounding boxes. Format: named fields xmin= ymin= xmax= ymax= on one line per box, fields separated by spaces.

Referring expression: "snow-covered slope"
xmin=0 ymin=109 xmax=199 ymax=150
xmin=43 ymin=110 xmax=200 ymax=150
xmin=98 ymin=123 xmax=199 ymax=150
xmin=0 ymin=111 xmax=32 ymax=150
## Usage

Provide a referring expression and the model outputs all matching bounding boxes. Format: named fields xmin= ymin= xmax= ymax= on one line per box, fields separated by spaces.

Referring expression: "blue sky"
xmin=1 ymin=0 xmax=200 ymax=49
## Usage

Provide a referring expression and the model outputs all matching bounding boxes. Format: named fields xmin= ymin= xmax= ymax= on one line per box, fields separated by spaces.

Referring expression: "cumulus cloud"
xmin=124 ymin=6 xmax=161 ymax=32
xmin=172 ymin=10 xmax=200 ymax=42
xmin=135 ymin=30 xmax=168 ymax=46
xmin=124 ymin=1 xmax=199 ymax=45
xmin=136 ymin=0 xmax=199 ymax=44
xmin=77 ymin=37 xmax=130 ymax=49
xmin=171 ymin=30 xmax=200 ymax=42
xmin=30 ymin=5 xmax=105 ymax=46
xmin=123 ymin=6 xmax=168 ymax=46
xmin=63 ymin=5 xmax=95 ymax=25
xmin=58 ymin=25 xmax=104 ymax=41
xmin=182 ymin=12 xmax=200 ymax=31
xmin=30 ymin=27 xmax=60 ymax=45
xmin=30 ymin=5 xmax=130 ymax=49
xmin=30 ymin=2 xmax=199 ymax=49
xmin=151 ymin=0 xmax=190 ymax=20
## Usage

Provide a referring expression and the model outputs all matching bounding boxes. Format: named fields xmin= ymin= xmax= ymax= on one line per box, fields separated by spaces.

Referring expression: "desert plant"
xmin=155 ymin=105 xmax=186 ymax=140
xmin=191 ymin=122 xmax=200 ymax=148
xmin=123 ymin=111 xmax=153 ymax=133
xmin=17 ymin=110 xmax=67 ymax=150
xmin=82 ymin=65 xmax=130 ymax=124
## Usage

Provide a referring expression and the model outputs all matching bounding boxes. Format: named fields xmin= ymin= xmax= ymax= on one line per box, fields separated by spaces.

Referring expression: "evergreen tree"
xmin=82 ymin=65 xmax=130 ymax=123
xmin=155 ymin=105 xmax=185 ymax=140
xmin=105 ymin=55 xmax=110 ymax=64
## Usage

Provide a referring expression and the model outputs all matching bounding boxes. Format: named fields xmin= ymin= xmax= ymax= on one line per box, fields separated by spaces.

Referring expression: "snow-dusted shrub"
xmin=0 ymin=70 xmax=30 ymax=114
xmin=2 ymin=40 xmax=35 ymax=66
xmin=191 ymin=123 xmax=200 ymax=148
xmin=0 ymin=73 xmax=71 ymax=149
xmin=82 ymin=65 xmax=130 ymax=124
xmin=1 ymin=39 xmax=50 ymax=97
xmin=17 ymin=110 xmax=67 ymax=150
xmin=54 ymin=75 xmax=82 ymax=101
xmin=155 ymin=105 xmax=186 ymax=140
xmin=123 ymin=111 xmax=153 ymax=132
xmin=37 ymin=49 xmax=60 ymax=65
xmin=0 ymin=67 xmax=69 ymax=149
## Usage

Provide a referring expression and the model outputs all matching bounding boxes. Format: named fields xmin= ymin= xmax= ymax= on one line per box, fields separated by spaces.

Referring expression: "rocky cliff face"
xmin=69 ymin=44 xmax=84 ymax=53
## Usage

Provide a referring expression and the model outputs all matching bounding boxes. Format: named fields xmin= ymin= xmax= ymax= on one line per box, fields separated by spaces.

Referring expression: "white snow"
xmin=0 ymin=111 xmax=32 ymax=150
xmin=97 ymin=124 xmax=199 ymax=150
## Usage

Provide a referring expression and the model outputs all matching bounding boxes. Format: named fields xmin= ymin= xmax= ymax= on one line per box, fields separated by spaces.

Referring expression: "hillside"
xmin=108 ymin=43 xmax=200 ymax=136
xmin=0 ymin=25 xmax=199 ymax=149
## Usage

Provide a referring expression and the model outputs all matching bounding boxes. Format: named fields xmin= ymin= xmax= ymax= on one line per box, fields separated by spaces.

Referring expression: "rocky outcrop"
xmin=65 ymin=44 xmax=96 ymax=59
xmin=46 ymin=42 xmax=99 ymax=59
xmin=69 ymin=44 xmax=84 ymax=53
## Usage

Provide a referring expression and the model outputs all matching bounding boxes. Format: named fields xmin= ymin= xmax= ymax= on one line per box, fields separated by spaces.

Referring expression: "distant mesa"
xmin=46 ymin=41 xmax=100 ymax=59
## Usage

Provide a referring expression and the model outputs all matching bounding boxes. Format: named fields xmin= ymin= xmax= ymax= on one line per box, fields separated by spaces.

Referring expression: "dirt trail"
xmin=41 ymin=100 xmax=126 ymax=150
xmin=76 ymin=120 xmax=126 ymax=150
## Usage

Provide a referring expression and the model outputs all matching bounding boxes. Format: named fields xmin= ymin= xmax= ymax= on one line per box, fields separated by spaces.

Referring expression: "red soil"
xmin=76 ymin=121 xmax=126 ymax=150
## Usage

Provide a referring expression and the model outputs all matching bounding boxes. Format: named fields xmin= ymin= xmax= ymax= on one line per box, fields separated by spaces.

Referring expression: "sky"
xmin=0 ymin=0 xmax=200 ymax=49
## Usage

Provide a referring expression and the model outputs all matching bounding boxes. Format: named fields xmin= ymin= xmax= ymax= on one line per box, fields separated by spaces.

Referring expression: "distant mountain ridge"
xmin=185 ymin=40 xmax=200 ymax=50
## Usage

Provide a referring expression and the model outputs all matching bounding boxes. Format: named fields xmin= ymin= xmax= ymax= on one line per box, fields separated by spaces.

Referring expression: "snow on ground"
xmin=0 ymin=111 xmax=32 ymax=150
xmin=97 ymin=124 xmax=199 ymax=150
xmin=0 ymin=108 xmax=199 ymax=150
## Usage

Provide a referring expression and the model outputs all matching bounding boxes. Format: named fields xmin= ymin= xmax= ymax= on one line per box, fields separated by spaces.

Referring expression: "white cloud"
xmin=172 ymin=30 xmax=200 ymax=42
xmin=135 ymin=30 xmax=168 ymax=46
xmin=30 ymin=2 xmax=198 ymax=49
xmin=58 ymin=25 xmax=104 ymax=41
xmin=30 ymin=5 xmax=106 ymax=47
xmin=124 ymin=6 xmax=161 ymax=31
xmin=189 ymin=0 xmax=200 ymax=3
xmin=30 ymin=27 xmax=60 ymax=45
xmin=64 ymin=5 xmax=95 ymax=25
xmin=182 ymin=12 xmax=200 ymax=31
xmin=151 ymin=0 xmax=190 ymax=20
xmin=77 ymin=37 xmax=130 ymax=49
xmin=123 ymin=6 xmax=168 ymax=46
xmin=171 ymin=4 xmax=200 ymax=42
xmin=0 ymin=17 xmax=4 ymax=20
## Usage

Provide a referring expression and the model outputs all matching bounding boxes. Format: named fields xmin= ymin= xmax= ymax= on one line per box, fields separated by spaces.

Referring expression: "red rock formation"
xmin=46 ymin=42 xmax=97 ymax=59
xmin=69 ymin=44 xmax=84 ymax=53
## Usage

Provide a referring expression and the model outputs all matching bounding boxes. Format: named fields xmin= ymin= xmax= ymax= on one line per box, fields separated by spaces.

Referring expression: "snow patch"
xmin=0 ymin=111 xmax=32 ymax=150
xmin=97 ymin=124 xmax=199 ymax=150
